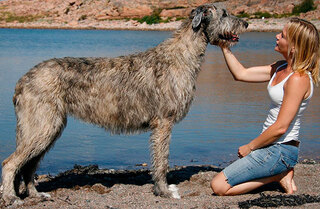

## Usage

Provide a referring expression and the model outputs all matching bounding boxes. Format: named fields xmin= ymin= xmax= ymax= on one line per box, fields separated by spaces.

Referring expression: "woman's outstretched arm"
xmin=221 ymin=47 xmax=279 ymax=83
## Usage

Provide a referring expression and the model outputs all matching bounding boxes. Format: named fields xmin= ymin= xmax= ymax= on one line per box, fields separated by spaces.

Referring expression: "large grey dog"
xmin=1 ymin=3 xmax=248 ymax=205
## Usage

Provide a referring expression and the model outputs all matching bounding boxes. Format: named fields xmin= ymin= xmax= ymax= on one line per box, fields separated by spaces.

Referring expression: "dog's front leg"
xmin=149 ymin=118 xmax=180 ymax=198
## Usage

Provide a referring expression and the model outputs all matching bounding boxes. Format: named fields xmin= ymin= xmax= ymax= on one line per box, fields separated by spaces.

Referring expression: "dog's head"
xmin=190 ymin=3 xmax=248 ymax=47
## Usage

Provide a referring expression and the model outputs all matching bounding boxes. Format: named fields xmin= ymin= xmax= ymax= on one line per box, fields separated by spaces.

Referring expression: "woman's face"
xmin=275 ymin=25 xmax=290 ymax=57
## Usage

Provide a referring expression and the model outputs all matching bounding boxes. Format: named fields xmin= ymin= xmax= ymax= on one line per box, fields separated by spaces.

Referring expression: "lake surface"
xmin=0 ymin=29 xmax=319 ymax=176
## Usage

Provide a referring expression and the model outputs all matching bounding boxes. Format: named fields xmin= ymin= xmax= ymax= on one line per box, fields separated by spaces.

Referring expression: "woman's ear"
xmin=291 ymin=47 xmax=295 ymax=54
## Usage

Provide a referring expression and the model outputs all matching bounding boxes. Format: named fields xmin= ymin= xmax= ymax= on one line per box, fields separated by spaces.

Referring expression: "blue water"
xmin=0 ymin=29 xmax=319 ymax=176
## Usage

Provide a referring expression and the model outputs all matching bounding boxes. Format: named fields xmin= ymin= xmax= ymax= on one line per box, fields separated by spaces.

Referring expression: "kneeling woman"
xmin=211 ymin=18 xmax=320 ymax=195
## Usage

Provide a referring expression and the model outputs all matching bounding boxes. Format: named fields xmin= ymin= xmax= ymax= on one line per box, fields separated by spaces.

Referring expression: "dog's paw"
xmin=11 ymin=199 xmax=24 ymax=207
xmin=2 ymin=194 xmax=23 ymax=207
xmin=29 ymin=191 xmax=52 ymax=200
xmin=168 ymin=184 xmax=181 ymax=199
xmin=39 ymin=192 xmax=51 ymax=199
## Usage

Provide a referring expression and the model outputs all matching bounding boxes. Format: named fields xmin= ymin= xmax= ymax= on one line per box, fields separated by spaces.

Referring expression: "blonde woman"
xmin=211 ymin=18 xmax=320 ymax=196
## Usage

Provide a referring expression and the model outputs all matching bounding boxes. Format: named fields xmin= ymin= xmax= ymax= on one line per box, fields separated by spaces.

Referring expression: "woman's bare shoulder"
xmin=288 ymin=72 xmax=310 ymax=84
xmin=285 ymin=72 xmax=310 ymax=96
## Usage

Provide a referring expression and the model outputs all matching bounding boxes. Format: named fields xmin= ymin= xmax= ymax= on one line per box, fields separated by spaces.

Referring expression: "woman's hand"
xmin=219 ymin=43 xmax=230 ymax=50
xmin=238 ymin=144 xmax=252 ymax=158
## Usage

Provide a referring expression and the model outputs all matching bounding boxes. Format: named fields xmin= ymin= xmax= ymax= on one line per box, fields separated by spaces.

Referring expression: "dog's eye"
xmin=222 ymin=10 xmax=228 ymax=17
xmin=203 ymin=9 xmax=210 ymax=16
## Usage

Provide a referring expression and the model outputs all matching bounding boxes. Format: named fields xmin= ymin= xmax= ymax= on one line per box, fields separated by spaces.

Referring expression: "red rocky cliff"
xmin=0 ymin=0 xmax=319 ymax=29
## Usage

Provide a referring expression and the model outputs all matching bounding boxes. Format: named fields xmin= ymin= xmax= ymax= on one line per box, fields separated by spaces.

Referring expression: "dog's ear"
xmin=191 ymin=5 xmax=216 ymax=29
xmin=191 ymin=9 xmax=203 ymax=29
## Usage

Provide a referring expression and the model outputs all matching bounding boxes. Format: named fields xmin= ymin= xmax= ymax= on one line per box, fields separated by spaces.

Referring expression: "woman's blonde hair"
xmin=287 ymin=18 xmax=320 ymax=85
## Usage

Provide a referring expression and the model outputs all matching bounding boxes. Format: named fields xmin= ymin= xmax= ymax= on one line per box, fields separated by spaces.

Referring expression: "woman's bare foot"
xmin=278 ymin=169 xmax=294 ymax=194
xmin=291 ymin=168 xmax=297 ymax=192
xmin=292 ymin=179 xmax=297 ymax=192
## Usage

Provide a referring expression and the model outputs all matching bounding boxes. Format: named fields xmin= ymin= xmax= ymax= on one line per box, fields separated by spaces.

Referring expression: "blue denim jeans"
xmin=223 ymin=143 xmax=299 ymax=186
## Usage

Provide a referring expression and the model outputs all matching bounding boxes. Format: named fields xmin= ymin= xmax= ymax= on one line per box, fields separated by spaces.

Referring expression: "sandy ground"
xmin=1 ymin=162 xmax=320 ymax=209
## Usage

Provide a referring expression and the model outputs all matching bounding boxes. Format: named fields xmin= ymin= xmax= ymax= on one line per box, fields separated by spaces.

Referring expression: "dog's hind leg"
xmin=21 ymin=154 xmax=50 ymax=199
xmin=20 ymin=108 xmax=66 ymax=200
xmin=2 ymin=112 xmax=31 ymax=205
xmin=149 ymin=118 xmax=179 ymax=198
xmin=2 ymin=151 xmax=26 ymax=205
xmin=2 ymin=94 xmax=66 ymax=205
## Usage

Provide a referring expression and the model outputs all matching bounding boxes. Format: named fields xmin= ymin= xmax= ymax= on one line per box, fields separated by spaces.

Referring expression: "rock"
xmin=68 ymin=20 xmax=79 ymax=26
xmin=238 ymin=193 xmax=320 ymax=208
xmin=160 ymin=8 xmax=191 ymax=18
xmin=301 ymin=159 xmax=317 ymax=164
xmin=233 ymin=5 xmax=250 ymax=15
xmin=104 ymin=7 xmax=120 ymax=18
xmin=120 ymin=5 xmax=153 ymax=18
xmin=91 ymin=183 xmax=111 ymax=194
xmin=224 ymin=0 xmax=319 ymax=19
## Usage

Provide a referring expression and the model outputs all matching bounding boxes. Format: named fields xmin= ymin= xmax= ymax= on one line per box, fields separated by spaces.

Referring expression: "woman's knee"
xmin=210 ymin=172 xmax=231 ymax=196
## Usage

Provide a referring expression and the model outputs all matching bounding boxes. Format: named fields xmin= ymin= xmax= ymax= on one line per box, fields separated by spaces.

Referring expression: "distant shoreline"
xmin=1 ymin=18 xmax=319 ymax=32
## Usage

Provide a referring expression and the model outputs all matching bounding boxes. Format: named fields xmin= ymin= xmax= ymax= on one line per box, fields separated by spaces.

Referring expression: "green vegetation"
xmin=236 ymin=0 xmax=316 ymax=19
xmin=292 ymin=0 xmax=316 ymax=15
xmin=133 ymin=6 xmax=188 ymax=24
xmin=78 ymin=14 xmax=87 ymax=21
xmin=137 ymin=13 xmax=162 ymax=24
xmin=135 ymin=10 xmax=163 ymax=24
xmin=236 ymin=11 xmax=287 ymax=19
xmin=236 ymin=12 xmax=250 ymax=18
xmin=166 ymin=6 xmax=186 ymax=10
xmin=175 ymin=17 xmax=186 ymax=21
xmin=0 ymin=12 xmax=43 ymax=23
xmin=134 ymin=9 xmax=174 ymax=25
xmin=253 ymin=12 xmax=272 ymax=19
xmin=271 ymin=13 xmax=292 ymax=18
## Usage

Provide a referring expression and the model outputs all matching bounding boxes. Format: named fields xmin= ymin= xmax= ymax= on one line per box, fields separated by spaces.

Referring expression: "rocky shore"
xmin=1 ymin=0 xmax=320 ymax=32
xmin=1 ymin=18 xmax=320 ymax=32
xmin=0 ymin=162 xmax=319 ymax=208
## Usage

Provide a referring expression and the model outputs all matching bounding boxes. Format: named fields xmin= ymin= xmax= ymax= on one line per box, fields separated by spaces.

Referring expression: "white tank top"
xmin=261 ymin=63 xmax=314 ymax=143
